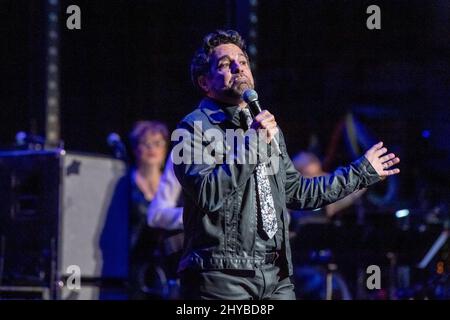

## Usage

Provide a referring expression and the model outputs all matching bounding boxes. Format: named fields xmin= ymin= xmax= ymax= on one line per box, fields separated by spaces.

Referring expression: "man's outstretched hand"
xmin=364 ymin=142 xmax=400 ymax=177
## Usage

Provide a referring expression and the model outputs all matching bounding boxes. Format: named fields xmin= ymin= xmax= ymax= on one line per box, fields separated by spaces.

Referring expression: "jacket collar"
xmin=200 ymin=97 xmax=243 ymax=126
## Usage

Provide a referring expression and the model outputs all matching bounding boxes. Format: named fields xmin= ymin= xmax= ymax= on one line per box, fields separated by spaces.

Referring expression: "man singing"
xmin=172 ymin=29 xmax=400 ymax=300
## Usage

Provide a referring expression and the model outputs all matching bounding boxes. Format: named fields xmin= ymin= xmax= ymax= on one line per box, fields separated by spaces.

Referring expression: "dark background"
xmin=1 ymin=0 xmax=449 ymax=206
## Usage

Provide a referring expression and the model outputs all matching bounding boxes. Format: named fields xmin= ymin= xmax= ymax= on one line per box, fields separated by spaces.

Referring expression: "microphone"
xmin=15 ymin=131 xmax=45 ymax=150
xmin=107 ymin=132 xmax=128 ymax=161
xmin=242 ymin=89 xmax=281 ymax=156
xmin=15 ymin=131 xmax=28 ymax=147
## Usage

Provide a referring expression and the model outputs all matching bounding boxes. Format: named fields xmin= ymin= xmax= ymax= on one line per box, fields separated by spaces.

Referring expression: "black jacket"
xmin=173 ymin=98 xmax=381 ymax=275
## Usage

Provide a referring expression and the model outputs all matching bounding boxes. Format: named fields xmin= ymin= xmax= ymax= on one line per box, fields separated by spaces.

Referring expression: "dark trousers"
xmin=180 ymin=262 xmax=296 ymax=300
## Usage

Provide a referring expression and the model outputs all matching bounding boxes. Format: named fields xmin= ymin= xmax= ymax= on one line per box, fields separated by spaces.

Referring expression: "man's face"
xmin=200 ymin=43 xmax=255 ymax=105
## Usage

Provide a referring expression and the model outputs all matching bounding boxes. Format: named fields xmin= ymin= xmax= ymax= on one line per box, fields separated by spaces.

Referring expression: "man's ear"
xmin=197 ymin=75 xmax=209 ymax=93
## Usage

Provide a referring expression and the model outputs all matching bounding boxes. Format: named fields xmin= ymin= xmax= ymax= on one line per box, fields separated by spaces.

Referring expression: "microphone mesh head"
xmin=16 ymin=131 xmax=27 ymax=144
xmin=242 ymin=89 xmax=258 ymax=103
xmin=107 ymin=132 xmax=121 ymax=146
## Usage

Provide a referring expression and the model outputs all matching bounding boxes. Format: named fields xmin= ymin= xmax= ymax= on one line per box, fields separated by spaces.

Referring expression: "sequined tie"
xmin=241 ymin=107 xmax=278 ymax=239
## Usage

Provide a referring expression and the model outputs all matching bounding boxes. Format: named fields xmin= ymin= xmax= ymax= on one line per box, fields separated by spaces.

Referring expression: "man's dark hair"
xmin=190 ymin=29 xmax=248 ymax=92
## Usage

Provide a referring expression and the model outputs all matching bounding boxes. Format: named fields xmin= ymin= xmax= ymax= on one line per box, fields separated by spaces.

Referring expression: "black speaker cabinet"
xmin=0 ymin=150 xmax=129 ymax=299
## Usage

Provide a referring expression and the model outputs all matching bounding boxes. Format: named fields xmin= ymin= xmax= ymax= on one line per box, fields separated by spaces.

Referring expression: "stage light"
xmin=395 ymin=209 xmax=410 ymax=218
xmin=422 ymin=130 xmax=431 ymax=138
xmin=48 ymin=97 xmax=58 ymax=107
xmin=49 ymin=31 xmax=58 ymax=39
xmin=249 ymin=44 xmax=257 ymax=56
xmin=45 ymin=0 xmax=61 ymax=148
xmin=48 ymin=64 xmax=58 ymax=73
xmin=47 ymin=114 xmax=58 ymax=124
xmin=49 ymin=13 xmax=58 ymax=22
xmin=48 ymin=81 xmax=57 ymax=90
xmin=48 ymin=46 xmax=58 ymax=56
